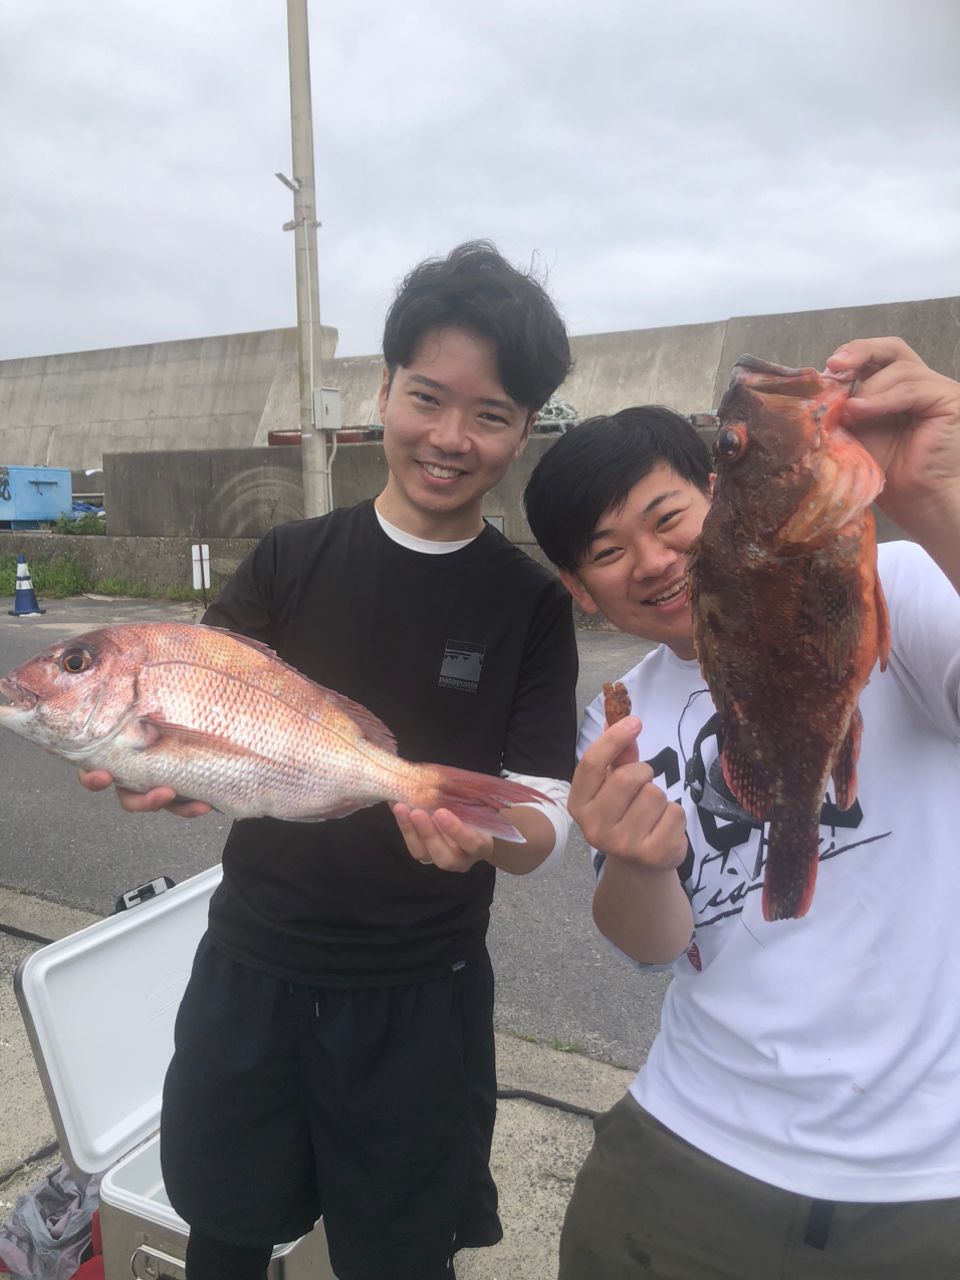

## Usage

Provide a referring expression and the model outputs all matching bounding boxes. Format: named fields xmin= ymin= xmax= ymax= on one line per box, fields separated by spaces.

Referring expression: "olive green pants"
xmin=558 ymin=1094 xmax=960 ymax=1280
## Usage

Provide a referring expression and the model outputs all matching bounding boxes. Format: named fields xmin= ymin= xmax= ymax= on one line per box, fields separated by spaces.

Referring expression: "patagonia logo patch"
xmin=439 ymin=640 xmax=485 ymax=692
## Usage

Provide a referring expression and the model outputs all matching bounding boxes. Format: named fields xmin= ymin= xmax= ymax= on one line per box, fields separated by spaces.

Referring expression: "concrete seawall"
xmin=0 ymin=326 xmax=336 ymax=472
xmin=2 ymin=297 xmax=957 ymax=471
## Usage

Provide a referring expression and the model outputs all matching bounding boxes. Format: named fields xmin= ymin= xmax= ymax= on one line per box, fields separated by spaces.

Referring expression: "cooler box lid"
xmin=15 ymin=865 xmax=222 ymax=1176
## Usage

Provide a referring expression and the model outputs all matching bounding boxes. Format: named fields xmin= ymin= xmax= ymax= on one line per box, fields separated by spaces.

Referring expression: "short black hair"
xmin=382 ymin=240 xmax=572 ymax=412
xmin=524 ymin=406 xmax=712 ymax=571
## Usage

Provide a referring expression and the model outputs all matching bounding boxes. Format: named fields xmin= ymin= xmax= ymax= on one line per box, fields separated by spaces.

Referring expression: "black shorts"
xmin=160 ymin=935 xmax=502 ymax=1280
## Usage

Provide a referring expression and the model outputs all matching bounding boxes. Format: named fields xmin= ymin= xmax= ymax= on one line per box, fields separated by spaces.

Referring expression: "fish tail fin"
xmin=831 ymin=708 xmax=862 ymax=811
xmin=424 ymin=767 xmax=552 ymax=843
xmin=762 ymin=811 xmax=821 ymax=922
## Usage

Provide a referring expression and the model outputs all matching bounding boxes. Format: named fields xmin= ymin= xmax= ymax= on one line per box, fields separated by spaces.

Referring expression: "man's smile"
xmin=419 ymin=461 xmax=469 ymax=480
xmin=641 ymin=572 xmax=689 ymax=607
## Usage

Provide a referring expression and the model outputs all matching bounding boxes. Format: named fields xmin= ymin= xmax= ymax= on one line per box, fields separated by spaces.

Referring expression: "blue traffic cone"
xmin=8 ymin=554 xmax=45 ymax=617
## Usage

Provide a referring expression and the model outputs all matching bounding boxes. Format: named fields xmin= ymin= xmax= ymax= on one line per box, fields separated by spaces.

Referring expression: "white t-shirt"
xmin=579 ymin=541 xmax=960 ymax=1202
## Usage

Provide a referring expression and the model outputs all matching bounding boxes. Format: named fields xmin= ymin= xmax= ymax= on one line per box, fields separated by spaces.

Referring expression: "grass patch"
xmin=550 ymin=1038 xmax=585 ymax=1055
xmin=52 ymin=514 xmax=106 ymax=535
xmin=0 ymin=552 xmax=93 ymax=598
xmin=0 ymin=554 xmax=207 ymax=603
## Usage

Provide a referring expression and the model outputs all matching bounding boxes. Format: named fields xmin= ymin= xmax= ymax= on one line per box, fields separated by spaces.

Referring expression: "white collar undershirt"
xmin=374 ymin=507 xmax=479 ymax=555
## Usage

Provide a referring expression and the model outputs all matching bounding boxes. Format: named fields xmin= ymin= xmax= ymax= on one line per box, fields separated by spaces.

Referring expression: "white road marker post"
xmin=192 ymin=543 xmax=210 ymax=610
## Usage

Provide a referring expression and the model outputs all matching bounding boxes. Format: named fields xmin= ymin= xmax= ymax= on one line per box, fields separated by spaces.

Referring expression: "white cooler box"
xmin=15 ymin=866 xmax=336 ymax=1279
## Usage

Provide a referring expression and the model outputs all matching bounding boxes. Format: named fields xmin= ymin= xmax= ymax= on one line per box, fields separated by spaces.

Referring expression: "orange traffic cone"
xmin=8 ymin=554 xmax=45 ymax=617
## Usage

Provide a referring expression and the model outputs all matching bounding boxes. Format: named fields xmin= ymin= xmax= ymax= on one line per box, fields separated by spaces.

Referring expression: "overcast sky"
xmin=2 ymin=0 xmax=958 ymax=363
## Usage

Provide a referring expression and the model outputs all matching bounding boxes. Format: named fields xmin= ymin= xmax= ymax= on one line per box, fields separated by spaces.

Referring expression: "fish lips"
xmin=731 ymin=354 xmax=854 ymax=400
xmin=0 ymin=676 xmax=40 ymax=713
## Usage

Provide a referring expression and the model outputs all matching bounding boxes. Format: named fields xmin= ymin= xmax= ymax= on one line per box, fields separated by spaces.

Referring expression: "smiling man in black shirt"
xmin=81 ymin=241 xmax=578 ymax=1280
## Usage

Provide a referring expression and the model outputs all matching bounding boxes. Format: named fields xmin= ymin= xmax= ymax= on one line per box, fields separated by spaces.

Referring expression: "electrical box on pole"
xmin=313 ymin=388 xmax=342 ymax=434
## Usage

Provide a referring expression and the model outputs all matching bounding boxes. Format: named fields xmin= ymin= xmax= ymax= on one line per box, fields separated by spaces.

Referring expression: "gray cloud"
xmin=1 ymin=0 xmax=958 ymax=362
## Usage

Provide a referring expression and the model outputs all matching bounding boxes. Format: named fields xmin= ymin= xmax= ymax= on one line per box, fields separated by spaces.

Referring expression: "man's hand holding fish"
xmin=827 ymin=335 xmax=960 ymax=591
xmin=78 ymin=771 xmax=212 ymax=818
xmin=390 ymin=799 xmax=564 ymax=874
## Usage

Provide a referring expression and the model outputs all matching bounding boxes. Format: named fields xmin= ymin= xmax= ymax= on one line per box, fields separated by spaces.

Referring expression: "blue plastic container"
xmin=0 ymin=466 xmax=73 ymax=528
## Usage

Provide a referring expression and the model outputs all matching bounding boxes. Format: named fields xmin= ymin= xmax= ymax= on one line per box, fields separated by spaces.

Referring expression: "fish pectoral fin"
xmin=116 ymin=717 xmax=165 ymax=751
xmin=777 ymin=447 xmax=884 ymax=547
xmin=133 ymin=715 xmax=262 ymax=758
xmin=718 ymin=720 xmax=776 ymax=823
xmin=831 ymin=709 xmax=862 ymax=811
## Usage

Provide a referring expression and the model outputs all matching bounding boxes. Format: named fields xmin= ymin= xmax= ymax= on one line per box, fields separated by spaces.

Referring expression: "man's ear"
xmin=513 ymin=411 xmax=536 ymax=460
xmin=377 ymin=365 xmax=392 ymax=424
xmin=559 ymin=568 xmax=599 ymax=615
xmin=708 ymin=472 xmax=716 ymax=496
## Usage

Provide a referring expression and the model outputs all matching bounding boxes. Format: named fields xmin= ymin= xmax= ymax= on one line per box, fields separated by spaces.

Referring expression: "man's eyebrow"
xmin=406 ymin=374 xmax=517 ymax=413
xmin=587 ymin=489 xmax=685 ymax=545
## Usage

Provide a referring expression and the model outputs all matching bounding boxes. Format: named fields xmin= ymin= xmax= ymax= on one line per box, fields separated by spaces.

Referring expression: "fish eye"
xmin=59 ymin=646 xmax=94 ymax=675
xmin=713 ymin=425 xmax=748 ymax=462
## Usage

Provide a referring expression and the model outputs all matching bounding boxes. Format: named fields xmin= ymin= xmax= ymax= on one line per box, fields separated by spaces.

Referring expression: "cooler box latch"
xmin=114 ymin=877 xmax=177 ymax=914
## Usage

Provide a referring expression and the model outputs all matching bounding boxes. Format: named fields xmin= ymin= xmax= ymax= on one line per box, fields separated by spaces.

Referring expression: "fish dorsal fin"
xmin=202 ymin=626 xmax=295 ymax=668
xmin=313 ymin=690 xmax=398 ymax=754
xmin=196 ymin=626 xmax=398 ymax=754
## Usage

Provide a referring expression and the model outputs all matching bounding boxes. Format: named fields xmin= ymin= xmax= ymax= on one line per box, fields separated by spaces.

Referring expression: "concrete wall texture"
xmin=2 ymin=296 xmax=957 ymax=472
xmin=103 ymin=435 xmax=565 ymax=544
xmin=106 ymin=446 xmax=305 ymax=539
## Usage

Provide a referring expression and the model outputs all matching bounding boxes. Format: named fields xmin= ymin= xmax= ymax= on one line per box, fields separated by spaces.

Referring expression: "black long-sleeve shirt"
xmin=204 ymin=501 xmax=578 ymax=986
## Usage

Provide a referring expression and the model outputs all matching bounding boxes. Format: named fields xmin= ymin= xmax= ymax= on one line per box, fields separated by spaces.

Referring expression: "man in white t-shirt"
xmin=524 ymin=338 xmax=960 ymax=1278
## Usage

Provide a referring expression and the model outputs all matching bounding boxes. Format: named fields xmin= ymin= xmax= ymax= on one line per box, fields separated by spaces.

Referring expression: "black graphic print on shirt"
xmin=438 ymin=640 xmax=486 ymax=692
xmin=677 ymin=707 xmax=892 ymax=929
xmin=595 ymin=700 xmax=892 ymax=933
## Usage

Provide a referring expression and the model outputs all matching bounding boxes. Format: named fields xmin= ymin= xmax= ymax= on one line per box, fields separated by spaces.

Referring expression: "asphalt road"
xmin=0 ymin=596 xmax=668 ymax=1069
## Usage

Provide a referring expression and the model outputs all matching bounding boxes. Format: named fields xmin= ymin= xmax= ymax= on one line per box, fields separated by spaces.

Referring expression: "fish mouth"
xmin=0 ymin=676 xmax=39 ymax=713
xmin=732 ymin=355 xmax=852 ymax=399
xmin=641 ymin=573 xmax=689 ymax=607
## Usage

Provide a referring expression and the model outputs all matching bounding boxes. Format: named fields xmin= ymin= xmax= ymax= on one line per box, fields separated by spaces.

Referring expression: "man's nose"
xmin=429 ymin=410 xmax=471 ymax=453
xmin=632 ymin=536 xmax=677 ymax=581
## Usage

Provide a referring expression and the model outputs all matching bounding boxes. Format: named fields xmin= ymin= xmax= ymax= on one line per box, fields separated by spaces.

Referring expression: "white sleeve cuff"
xmin=500 ymin=772 xmax=572 ymax=877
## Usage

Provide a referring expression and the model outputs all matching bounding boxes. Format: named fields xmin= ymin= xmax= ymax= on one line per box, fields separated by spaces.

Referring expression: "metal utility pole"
xmin=278 ymin=0 xmax=336 ymax=517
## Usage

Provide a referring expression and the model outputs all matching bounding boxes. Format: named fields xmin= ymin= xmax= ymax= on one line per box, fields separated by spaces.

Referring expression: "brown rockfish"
xmin=690 ymin=356 xmax=890 ymax=921
xmin=0 ymin=622 xmax=548 ymax=839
